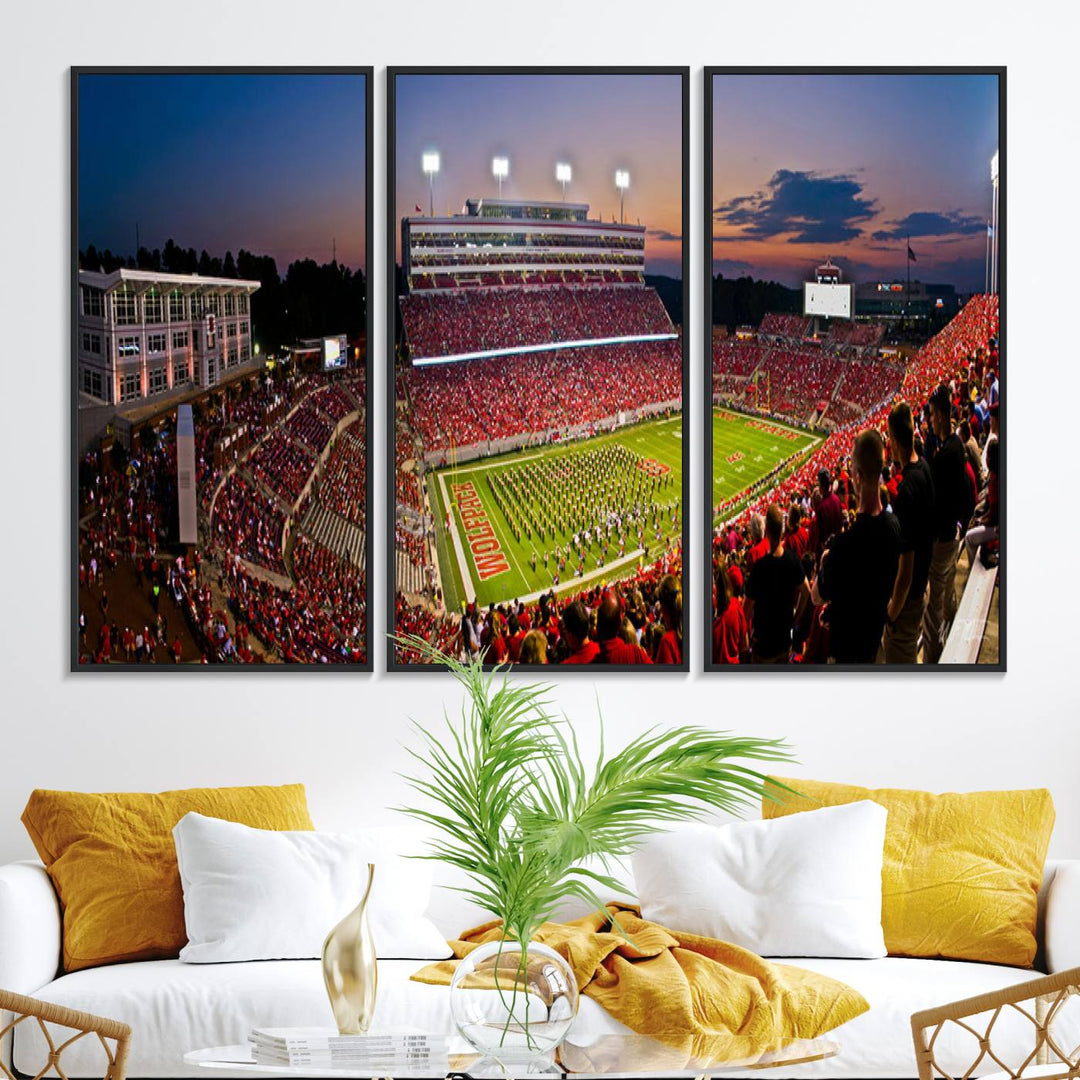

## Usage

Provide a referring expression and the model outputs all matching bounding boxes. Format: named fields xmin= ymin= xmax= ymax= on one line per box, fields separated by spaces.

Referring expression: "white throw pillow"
xmin=174 ymin=812 xmax=451 ymax=962
xmin=632 ymin=801 xmax=887 ymax=958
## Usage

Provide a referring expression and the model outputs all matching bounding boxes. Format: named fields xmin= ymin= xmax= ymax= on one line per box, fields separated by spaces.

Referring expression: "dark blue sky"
xmin=395 ymin=73 xmax=683 ymax=278
xmin=78 ymin=73 xmax=367 ymax=273
xmin=712 ymin=73 xmax=999 ymax=291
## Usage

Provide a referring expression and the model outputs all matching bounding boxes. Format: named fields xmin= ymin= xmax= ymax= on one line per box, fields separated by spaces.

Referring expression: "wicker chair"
xmin=0 ymin=990 xmax=131 ymax=1080
xmin=911 ymin=966 xmax=1080 ymax=1080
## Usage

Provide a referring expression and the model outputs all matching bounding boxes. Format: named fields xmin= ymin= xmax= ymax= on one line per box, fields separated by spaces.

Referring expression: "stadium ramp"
xmin=941 ymin=558 xmax=998 ymax=664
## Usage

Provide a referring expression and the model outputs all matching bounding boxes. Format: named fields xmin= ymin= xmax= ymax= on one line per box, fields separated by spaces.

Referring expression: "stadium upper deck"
xmin=401 ymin=198 xmax=646 ymax=290
xmin=399 ymin=197 xmax=675 ymax=365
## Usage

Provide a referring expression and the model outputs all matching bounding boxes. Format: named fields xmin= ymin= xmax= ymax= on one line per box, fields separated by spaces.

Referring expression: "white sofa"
xmin=2 ymin=842 xmax=1078 ymax=1080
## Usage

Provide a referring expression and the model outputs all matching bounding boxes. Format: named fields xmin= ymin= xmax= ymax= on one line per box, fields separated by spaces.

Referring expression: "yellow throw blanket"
xmin=412 ymin=904 xmax=868 ymax=1067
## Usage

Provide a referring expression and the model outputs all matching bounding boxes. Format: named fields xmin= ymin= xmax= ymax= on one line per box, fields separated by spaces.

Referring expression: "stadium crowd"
xmin=78 ymin=369 xmax=369 ymax=666
xmin=759 ymin=313 xmax=810 ymax=338
xmin=404 ymin=339 xmax=681 ymax=453
xmin=211 ymin=473 xmax=288 ymax=576
xmin=317 ymin=420 xmax=367 ymax=530
xmin=711 ymin=294 xmax=1000 ymax=666
xmin=221 ymin=536 xmax=366 ymax=664
xmin=828 ymin=320 xmax=885 ymax=349
xmin=394 ymin=540 xmax=684 ymax=667
xmin=400 ymin=284 xmax=673 ymax=360
xmin=713 ymin=336 xmax=904 ymax=426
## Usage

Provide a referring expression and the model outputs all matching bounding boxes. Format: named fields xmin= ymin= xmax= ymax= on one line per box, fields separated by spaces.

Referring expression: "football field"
xmin=428 ymin=415 xmax=683 ymax=612
xmin=712 ymin=406 xmax=821 ymax=522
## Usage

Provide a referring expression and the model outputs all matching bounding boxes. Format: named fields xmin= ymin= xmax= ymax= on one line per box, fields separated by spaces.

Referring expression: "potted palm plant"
xmin=396 ymin=637 xmax=792 ymax=1068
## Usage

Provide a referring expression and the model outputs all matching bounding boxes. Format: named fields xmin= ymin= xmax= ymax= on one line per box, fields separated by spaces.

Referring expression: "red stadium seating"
xmin=400 ymin=284 xmax=673 ymax=361
xmin=827 ymin=320 xmax=885 ymax=349
xmin=759 ymin=313 xmax=810 ymax=339
xmin=403 ymin=339 xmax=681 ymax=454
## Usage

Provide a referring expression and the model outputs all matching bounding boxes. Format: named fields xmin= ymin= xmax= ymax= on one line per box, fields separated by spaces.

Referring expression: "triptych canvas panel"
xmin=70 ymin=67 xmax=1002 ymax=672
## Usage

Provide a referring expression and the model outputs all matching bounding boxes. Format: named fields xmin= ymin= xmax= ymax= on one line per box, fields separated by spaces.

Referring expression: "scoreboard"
xmin=323 ymin=335 xmax=348 ymax=370
xmin=803 ymin=282 xmax=853 ymax=320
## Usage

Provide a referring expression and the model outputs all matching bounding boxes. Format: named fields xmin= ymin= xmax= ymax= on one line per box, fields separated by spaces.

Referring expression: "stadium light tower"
xmin=615 ymin=169 xmax=630 ymax=224
xmin=492 ymin=156 xmax=509 ymax=198
xmin=989 ymin=150 xmax=999 ymax=296
xmin=556 ymin=161 xmax=572 ymax=201
xmin=422 ymin=151 xmax=440 ymax=217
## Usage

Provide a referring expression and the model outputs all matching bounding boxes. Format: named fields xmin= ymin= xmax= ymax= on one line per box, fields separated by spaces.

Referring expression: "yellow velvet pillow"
xmin=763 ymin=778 xmax=1054 ymax=967
xmin=22 ymin=784 xmax=314 ymax=972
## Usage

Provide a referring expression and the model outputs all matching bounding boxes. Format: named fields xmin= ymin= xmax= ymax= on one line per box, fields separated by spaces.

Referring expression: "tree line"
xmin=79 ymin=240 xmax=366 ymax=349
xmin=711 ymin=274 xmax=800 ymax=331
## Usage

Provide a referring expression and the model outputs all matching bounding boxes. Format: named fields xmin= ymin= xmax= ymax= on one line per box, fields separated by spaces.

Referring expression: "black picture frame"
xmin=386 ymin=66 xmax=691 ymax=673
xmin=71 ymin=66 xmax=375 ymax=672
xmin=702 ymin=67 xmax=1005 ymax=673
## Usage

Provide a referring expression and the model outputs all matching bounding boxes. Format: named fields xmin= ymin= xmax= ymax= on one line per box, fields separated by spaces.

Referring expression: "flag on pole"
xmin=987 ymin=222 xmax=994 ymax=237
xmin=907 ymin=244 xmax=917 ymax=262
xmin=414 ymin=204 xmax=423 ymax=213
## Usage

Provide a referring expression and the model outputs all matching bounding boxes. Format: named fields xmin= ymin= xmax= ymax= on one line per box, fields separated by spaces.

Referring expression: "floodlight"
xmin=422 ymin=151 xmax=440 ymax=217
xmin=615 ymin=169 xmax=630 ymax=223
xmin=556 ymin=161 xmax=572 ymax=200
xmin=492 ymin=156 xmax=509 ymax=197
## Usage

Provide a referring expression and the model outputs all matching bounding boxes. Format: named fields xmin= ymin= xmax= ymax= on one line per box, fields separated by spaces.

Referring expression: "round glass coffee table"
xmin=186 ymin=1032 xmax=838 ymax=1078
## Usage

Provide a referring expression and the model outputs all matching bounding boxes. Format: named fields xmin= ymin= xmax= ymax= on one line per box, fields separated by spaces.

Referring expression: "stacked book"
xmin=248 ymin=1028 xmax=450 ymax=1072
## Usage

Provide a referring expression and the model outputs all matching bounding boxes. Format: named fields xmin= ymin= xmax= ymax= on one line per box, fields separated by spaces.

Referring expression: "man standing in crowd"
xmin=923 ymin=384 xmax=974 ymax=663
xmin=883 ymin=402 xmax=936 ymax=663
xmin=814 ymin=469 xmax=843 ymax=558
xmin=744 ymin=504 xmax=809 ymax=664
xmin=812 ymin=429 xmax=901 ymax=664
xmin=746 ymin=513 xmax=768 ymax=566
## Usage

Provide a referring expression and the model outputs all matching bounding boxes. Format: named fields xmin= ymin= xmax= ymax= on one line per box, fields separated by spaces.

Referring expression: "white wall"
xmin=1 ymin=0 xmax=1077 ymax=868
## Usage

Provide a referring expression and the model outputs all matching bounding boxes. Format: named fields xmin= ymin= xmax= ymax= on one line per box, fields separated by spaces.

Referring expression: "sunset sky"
xmin=394 ymin=72 xmax=684 ymax=278
xmin=78 ymin=72 xmax=367 ymax=273
xmin=712 ymin=73 xmax=999 ymax=292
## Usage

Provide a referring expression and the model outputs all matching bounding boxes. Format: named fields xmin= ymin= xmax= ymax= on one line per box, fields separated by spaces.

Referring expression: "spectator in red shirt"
xmin=655 ymin=575 xmax=683 ymax=665
xmin=815 ymin=468 xmax=843 ymax=557
xmin=785 ymin=505 xmax=809 ymax=557
xmin=560 ymin=600 xmax=599 ymax=665
xmin=507 ymin=614 xmax=527 ymax=663
xmin=712 ymin=564 xmax=748 ymax=665
xmin=746 ymin=513 xmax=769 ymax=566
xmin=592 ymin=596 xmax=652 ymax=664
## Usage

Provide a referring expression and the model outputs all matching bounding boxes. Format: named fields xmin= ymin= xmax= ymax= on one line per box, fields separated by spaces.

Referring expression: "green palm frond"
xmin=392 ymin=636 xmax=794 ymax=943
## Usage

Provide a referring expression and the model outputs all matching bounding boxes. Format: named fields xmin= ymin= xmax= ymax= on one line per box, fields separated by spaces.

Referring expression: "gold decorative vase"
xmin=322 ymin=863 xmax=377 ymax=1034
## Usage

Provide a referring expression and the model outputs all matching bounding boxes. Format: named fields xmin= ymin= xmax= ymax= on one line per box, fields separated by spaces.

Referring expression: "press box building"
xmin=77 ymin=268 xmax=260 ymax=405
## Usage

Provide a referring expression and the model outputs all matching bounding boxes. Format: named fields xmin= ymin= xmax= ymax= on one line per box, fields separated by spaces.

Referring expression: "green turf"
xmin=711 ymin=407 xmax=821 ymax=522
xmin=430 ymin=415 xmax=683 ymax=611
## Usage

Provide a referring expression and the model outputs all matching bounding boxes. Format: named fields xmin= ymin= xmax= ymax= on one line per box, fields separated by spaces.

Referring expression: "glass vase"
xmin=449 ymin=939 xmax=578 ymax=1070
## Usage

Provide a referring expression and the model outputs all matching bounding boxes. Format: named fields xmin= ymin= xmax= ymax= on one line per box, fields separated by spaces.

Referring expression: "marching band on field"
xmin=483 ymin=444 xmax=679 ymax=584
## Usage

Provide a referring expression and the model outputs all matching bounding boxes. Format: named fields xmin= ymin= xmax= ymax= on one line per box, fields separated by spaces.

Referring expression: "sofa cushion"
xmin=174 ymin=813 xmax=450 ymax=962
xmin=763 ymin=778 xmax=1055 ymax=967
xmin=633 ymin=803 xmax=888 ymax=959
xmin=21 ymin=785 xmax=314 ymax=972
xmin=17 ymin=956 xmax=1079 ymax=1079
